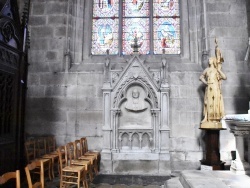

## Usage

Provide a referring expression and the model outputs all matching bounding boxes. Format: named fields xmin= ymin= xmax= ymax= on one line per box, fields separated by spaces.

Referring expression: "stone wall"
xmin=25 ymin=0 xmax=250 ymax=173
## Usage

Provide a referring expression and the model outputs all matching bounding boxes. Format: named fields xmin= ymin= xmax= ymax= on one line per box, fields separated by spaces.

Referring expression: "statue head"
xmin=132 ymin=89 xmax=139 ymax=98
xmin=208 ymin=57 xmax=217 ymax=68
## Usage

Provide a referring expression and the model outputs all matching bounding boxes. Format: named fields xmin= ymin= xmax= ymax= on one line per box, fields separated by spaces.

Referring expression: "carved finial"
xmin=104 ymin=49 xmax=110 ymax=83
xmin=131 ymin=36 xmax=141 ymax=54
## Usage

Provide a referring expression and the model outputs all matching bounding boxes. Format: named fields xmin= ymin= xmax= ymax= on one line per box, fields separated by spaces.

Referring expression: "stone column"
xmin=230 ymin=130 xmax=250 ymax=174
xmin=160 ymin=85 xmax=170 ymax=153
xmin=102 ymin=84 xmax=112 ymax=154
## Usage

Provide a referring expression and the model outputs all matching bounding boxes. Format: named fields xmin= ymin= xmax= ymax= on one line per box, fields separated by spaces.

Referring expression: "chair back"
xmin=25 ymin=139 xmax=36 ymax=163
xmin=65 ymin=142 xmax=75 ymax=164
xmin=46 ymin=135 xmax=56 ymax=153
xmin=57 ymin=146 xmax=66 ymax=174
xmin=36 ymin=137 xmax=46 ymax=157
xmin=80 ymin=137 xmax=88 ymax=154
xmin=0 ymin=170 xmax=20 ymax=188
xmin=74 ymin=140 xmax=82 ymax=158
xmin=25 ymin=160 xmax=44 ymax=188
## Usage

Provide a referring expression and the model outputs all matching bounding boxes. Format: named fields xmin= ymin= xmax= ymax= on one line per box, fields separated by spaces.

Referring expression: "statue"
xmin=125 ymin=88 xmax=147 ymax=112
xmin=200 ymin=39 xmax=227 ymax=129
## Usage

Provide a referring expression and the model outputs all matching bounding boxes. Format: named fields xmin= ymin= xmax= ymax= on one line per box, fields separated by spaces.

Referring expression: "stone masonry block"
xmin=29 ymin=16 xmax=46 ymax=26
xmin=46 ymin=51 xmax=57 ymax=61
xmin=26 ymin=109 xmax=67 ymax=123
xmin=170 ymin=137 xmax=201 ymax=152
xmin=170 ymin=98 xmax=187 ymax=112
xmin=169 ymin=73 xmax=191 ymax=85
xmin=29 ymin=50 xmax=46 ymax=63
xmin=210 ymin=28 xmax=248 ymax=39
xmin=43 ymin=122 xmax=67 ymax=136
xmin=207 ymin=3 xmax=230 ymax=12
xmin=28 ymin=61 xmax=50 ymax=73
xmin=67 ymin=111 xmax=103 ymax=126
xmin=55 ymin=26 xmax=66 ymax=37
xmin=76 ymin=97 xmax=103 ymax=111
xmin=75 ymin=123 xmax=100 ymax=137
xmin=171 ymin=161 xmax=200 ymax=171
xmin=48 ymin=61 xmax=64 ymax=73
xmin=185 ymin=151 xmax=203 ymax=161
xmin=26 ymin=98 xmax=53 ymax=110
xmin=40 ymin=73 xmax=77 ymax=86
xmin=75 ymin=85 xmax=97 ymax=98
xmin=84 ymin=137 xmax=103 ymax=151
xmin=27 ymin=86 xmax=45 ymax=97
xmin=31 ymin=26 xmax=54 ymax=38
xmin=77 ymin=73 xmax=104 ymax=86
xmin=171 ymin=123 xmax=196 ymax=138
xmin=76 ymin=111 xmax=103 ymax=125
xmin=229 ymin=1 xmax=247 ymax=13
xmin=208 ymin=14 xmax=246 ymax=28
xmin=45 ymin=86 xmax=68 ymax=97
xmin=179 ymin=86 xmax=200 ymax=99
xmin=46 ymin=2 xmax=66 ymax=15
xmin=52 ymin=97 xmax=77 ymax=110
xmin=27 ymin=74 xmax=40 ymax=85
xmin=48 ymin=15 xmax=66 ymax=25
xmin=170 ymin=152 xmax=185 ymax=161
xmin=48 ymin=38 xmax=65 ymax=50
xmin=169 ymin=86 xmax=179 ymax=98
xmin=30 ymin=38 xmax=48 ymax=50
xmin=31 ymin=3 xmax=45 ymax=15
xmin=169 ymin=112 xmax=180 ymax=127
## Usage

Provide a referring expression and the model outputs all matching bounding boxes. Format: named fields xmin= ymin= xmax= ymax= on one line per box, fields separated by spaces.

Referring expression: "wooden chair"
xmin=25 ymin=139 xmax=36 ymax=163
xmin=80 ymin=137 xmax=100 ymax=173
xmin=25 ymin=160 xmax=44 ymax=188
xmin=0 ymin=170 xmax=20 ymax=188
xmin=46 ymin=135 xmax=57 ymax=154
xmin=35 ymin=137 xmax=46 ymax=157
xmin=41 ymin=136 xmax=59 ymax=179
xmin=57 ymin=146 xmax=88 ymax=188
xmin=75 ymin=139 xmax=96 ymax=180
xmin=25 ymin=138 xmax=52 ymax=181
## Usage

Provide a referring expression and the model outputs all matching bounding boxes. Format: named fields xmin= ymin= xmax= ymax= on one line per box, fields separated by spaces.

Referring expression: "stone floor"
xmin=45 ymin=174 xmax=169 ymax=188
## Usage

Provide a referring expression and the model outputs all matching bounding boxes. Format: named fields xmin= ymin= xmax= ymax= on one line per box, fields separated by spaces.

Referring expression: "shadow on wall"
xmin=233 ymin=68 xmax=250 ymax=114
xmin=197 ymin=84 xmax=206 ymax=162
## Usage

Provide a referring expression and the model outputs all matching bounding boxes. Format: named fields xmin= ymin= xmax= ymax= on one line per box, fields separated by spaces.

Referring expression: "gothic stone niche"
xmin=102 ymin=55 xmax=170 ymax=175
xmin=119 ymin=84 xmax=153 ymax=151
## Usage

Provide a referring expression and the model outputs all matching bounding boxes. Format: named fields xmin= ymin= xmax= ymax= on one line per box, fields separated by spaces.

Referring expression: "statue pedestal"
xmin=200 ymin=121 xmax=224 ymax=129
xmin=200 ymin=129 xmax=225 ymax=170
xmin=224 ymin=115 xmax=250 ymax=175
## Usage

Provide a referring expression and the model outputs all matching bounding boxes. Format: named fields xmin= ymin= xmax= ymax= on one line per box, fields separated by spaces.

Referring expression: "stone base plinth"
xmin=200 ymin=160 xmax=225 ymax=170
xmin=230 ymin=160 xmax=250 ymax=175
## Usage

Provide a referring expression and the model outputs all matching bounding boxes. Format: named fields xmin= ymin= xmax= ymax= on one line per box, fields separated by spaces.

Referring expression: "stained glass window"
xmin=91 ymin=0 xmax=180 ymax=55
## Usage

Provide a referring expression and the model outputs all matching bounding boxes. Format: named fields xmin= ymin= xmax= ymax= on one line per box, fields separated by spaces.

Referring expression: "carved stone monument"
xmin=101 ymin=53 xmax=170 ymax=175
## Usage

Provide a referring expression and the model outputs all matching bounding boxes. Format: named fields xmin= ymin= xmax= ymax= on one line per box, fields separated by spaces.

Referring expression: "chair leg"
xmin=83 ymin=171 xmax=89 ymax=188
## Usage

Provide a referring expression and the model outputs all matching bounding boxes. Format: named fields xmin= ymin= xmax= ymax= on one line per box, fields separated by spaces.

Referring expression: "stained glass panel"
xmin=123 ymin=0 xmax=149 ymax=17
xmin=91 ymin=18 xmax=119 ymax=55
xmin=93 ymin=0 xmax=119 ymax=17
xmin=91 ymin=0 xmax=181 ymax=55
xmin=122 ymin=18 xmax=150 ymax=55
xmin=153 ymin=17 xmax=180 ymax=54
xmin=153 ymin=0 xmax=179 ymax=17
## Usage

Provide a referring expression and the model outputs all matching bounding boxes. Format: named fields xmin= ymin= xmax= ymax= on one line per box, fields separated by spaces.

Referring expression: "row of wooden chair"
xmin=0 ymin=137 xmax=100 ymax=188
xmin=25 ymin=135 xmax=59 ymax=180
xmin=57 ymin=137 xmax=100 ymax=188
